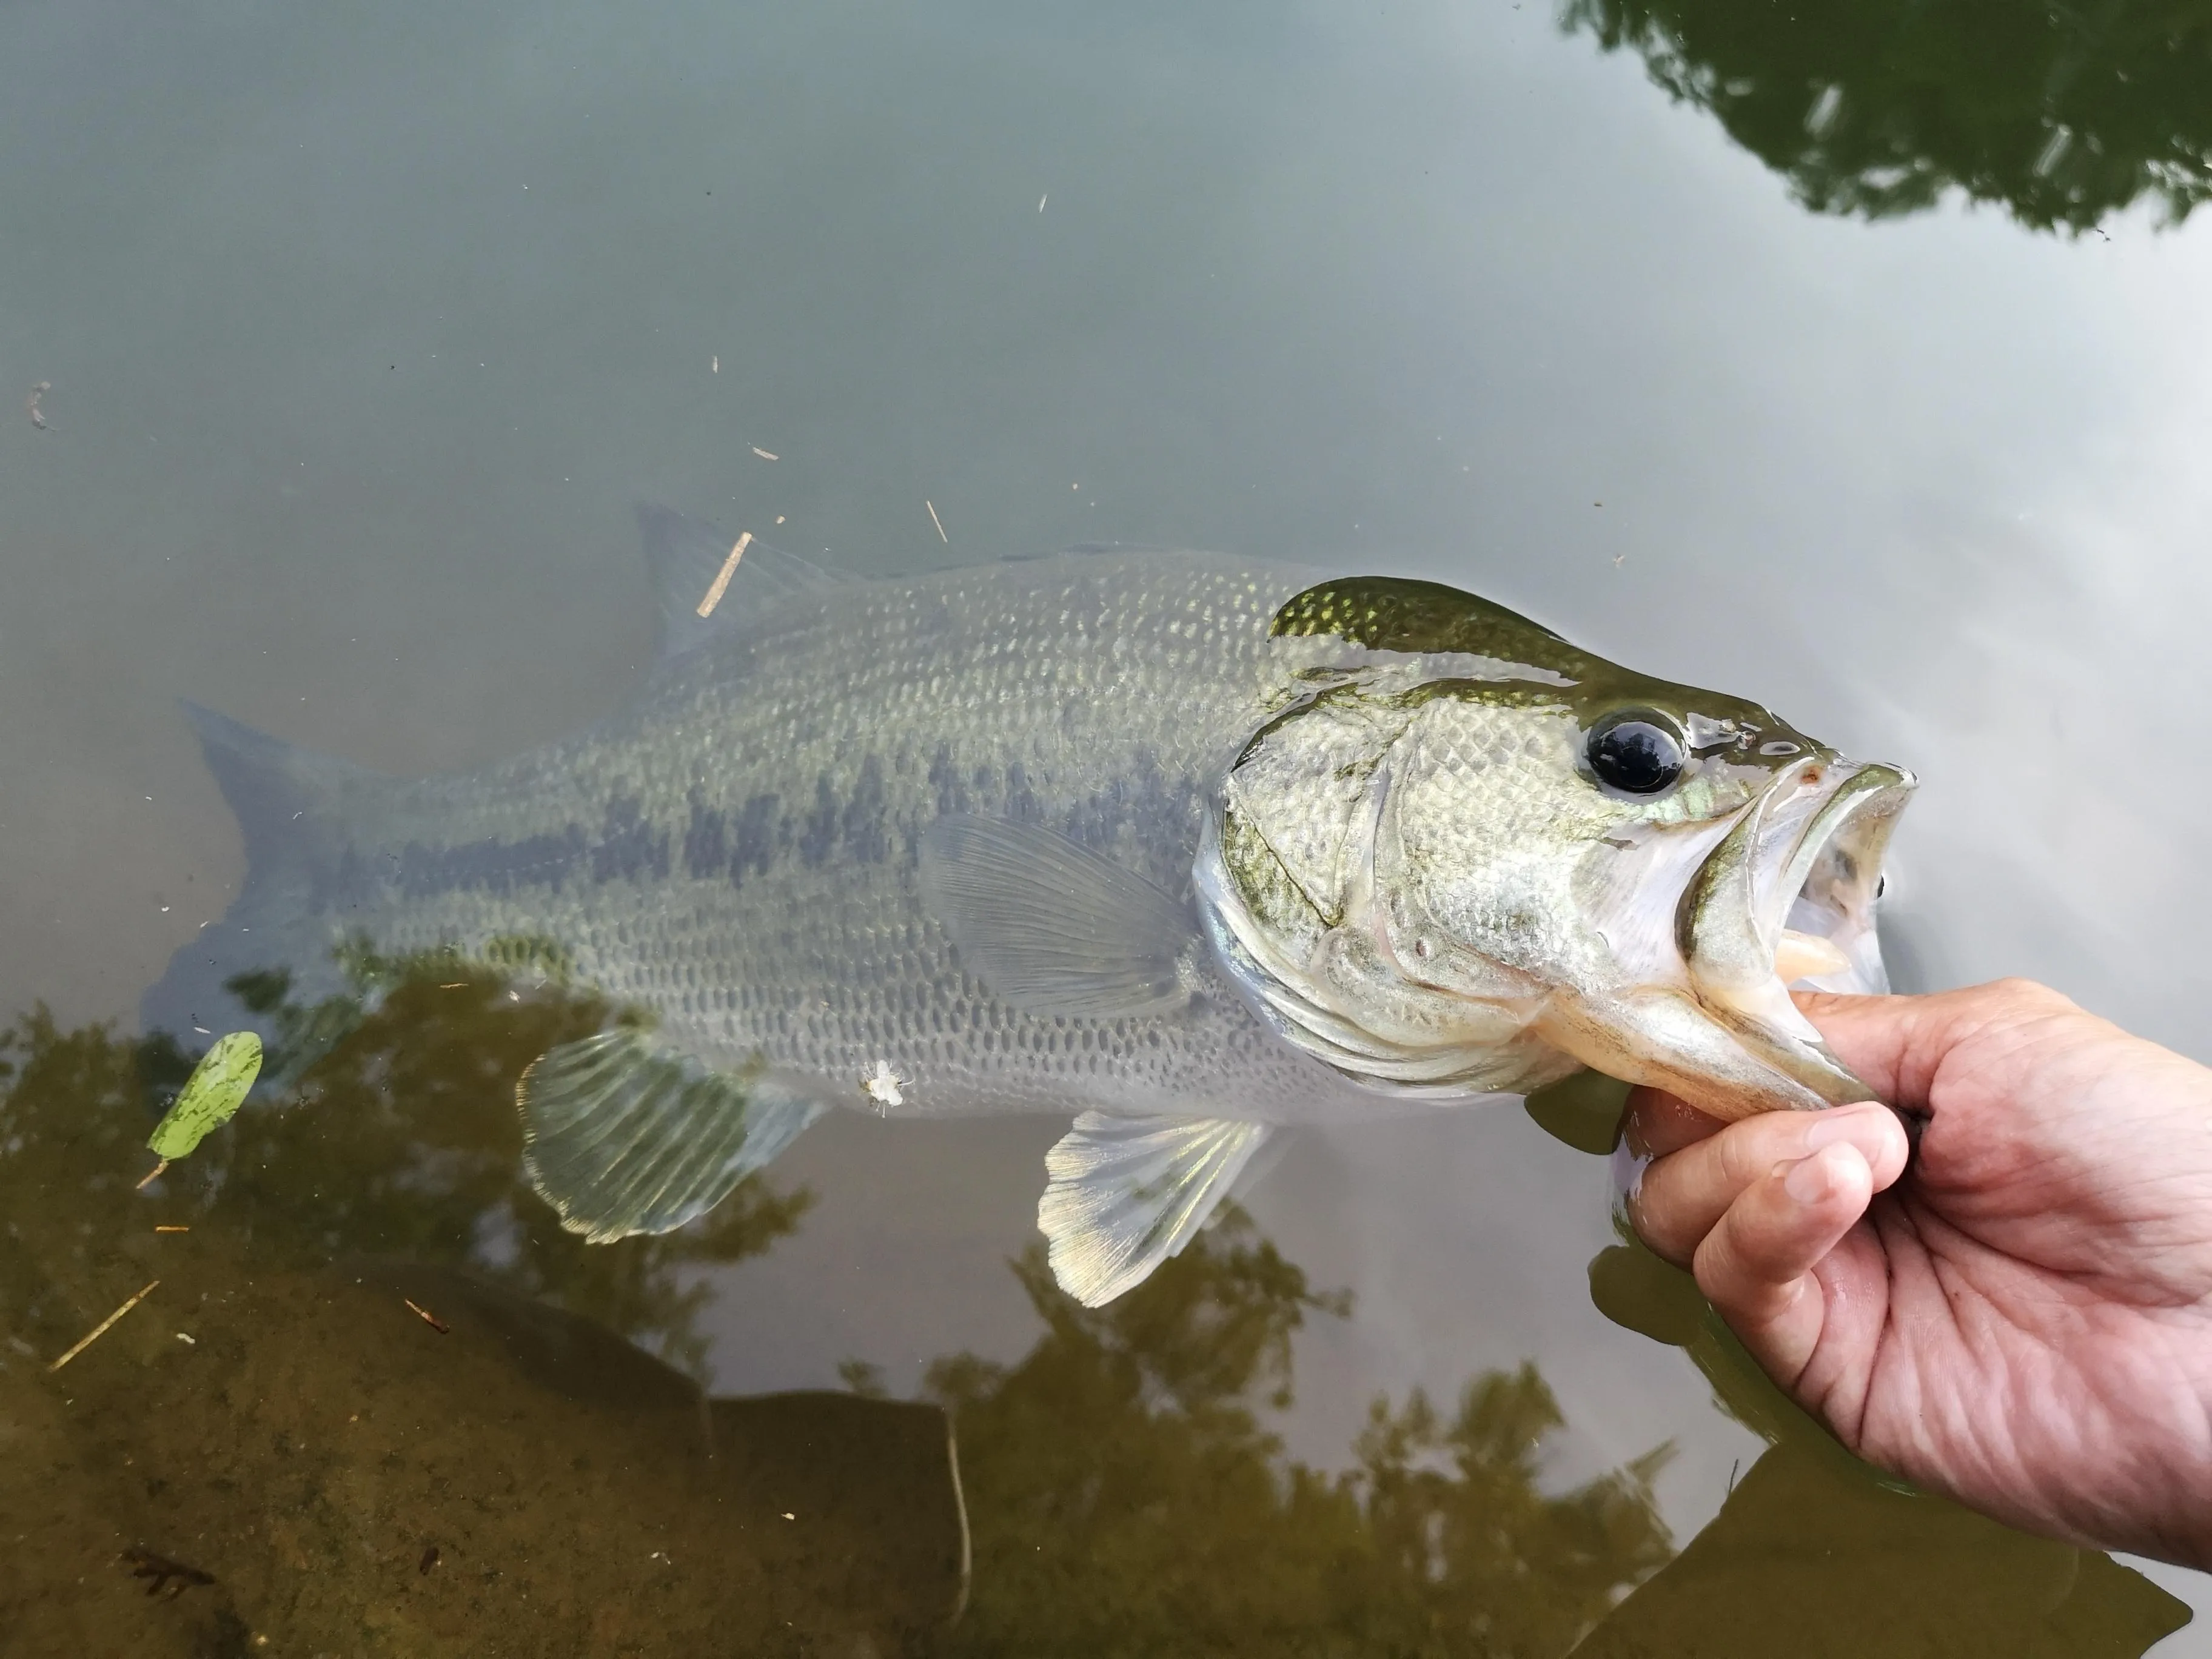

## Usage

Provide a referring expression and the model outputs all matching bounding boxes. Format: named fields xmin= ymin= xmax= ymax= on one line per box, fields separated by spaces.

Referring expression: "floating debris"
xmin=711 ymin=355 xmax=719 ymax=374
xmin=419 ymin=1544 xmax=441 ymax=1575
xmin=50 ymin=1280 xmax=159 ymax=1372
xmin=140 ymin=1031 xmax=261 ymax=1188
xmin=403 ymin=1297 xmax=451 ymax=1335
xmin=27 ymin=381 xmax=50 ymax=431
xmin=1039 ymin=192 xmax=1048 ymax=212
xmin=751 ymin=446 xmax=778 ymax=461
xmin=695 ymin=531 xmax=754 ymax=619
xmin=860 ymin=1060 xmax=907 ymax=1110
xmin=925 ymin=500 xmax=948 ymax=544
xmin=153 ymin=1224 xmax=190 ymax=1234
xmin=122 ymin=1547 xmax=215 ymax=1599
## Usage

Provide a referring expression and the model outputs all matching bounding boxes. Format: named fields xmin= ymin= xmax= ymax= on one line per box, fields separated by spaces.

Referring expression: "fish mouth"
xmin=1677 ymin=757 xmax=1916 ymax=1107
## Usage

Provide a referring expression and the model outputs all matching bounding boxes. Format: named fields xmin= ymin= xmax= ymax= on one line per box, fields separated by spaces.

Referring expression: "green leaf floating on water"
xmin=147 ymin=1031 xmax=263 ymax=1162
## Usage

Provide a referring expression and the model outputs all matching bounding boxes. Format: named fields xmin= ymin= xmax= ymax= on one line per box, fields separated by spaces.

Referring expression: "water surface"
xmin=4 ymin=0 xmax=2211 ymax=1650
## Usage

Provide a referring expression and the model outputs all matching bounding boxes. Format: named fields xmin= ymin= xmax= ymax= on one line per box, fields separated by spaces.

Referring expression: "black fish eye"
xmin=1586 ymin=714 xmax=1686 ymax=796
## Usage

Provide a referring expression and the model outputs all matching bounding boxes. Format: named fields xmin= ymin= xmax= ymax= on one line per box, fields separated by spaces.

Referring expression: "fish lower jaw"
xmin=1673 ymin=759 xmax=1916 ymax=1105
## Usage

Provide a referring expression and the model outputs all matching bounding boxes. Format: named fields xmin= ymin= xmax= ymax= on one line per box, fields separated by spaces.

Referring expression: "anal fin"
xmin=1039 ymin=1112 xmax=1271 ymax=1307
xmin=520 ymin=1030 xmax=823 ymax=1242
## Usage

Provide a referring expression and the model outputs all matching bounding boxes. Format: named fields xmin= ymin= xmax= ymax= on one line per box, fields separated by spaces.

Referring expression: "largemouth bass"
xmin=147 ymin=509 xmax=1913 ymax=1305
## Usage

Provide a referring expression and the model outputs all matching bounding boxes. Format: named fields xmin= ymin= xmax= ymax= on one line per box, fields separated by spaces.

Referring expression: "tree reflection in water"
xmin=4 ymin=962 xmax=1678 ymax=1653
xmin=7 ymin=957 xmax=2191 ymax=1654
xmin=1560 ymin=0 xmax=2212 ymax=232
xmin=7 ymin=961 xmax=809 ymax=1380
xmin=930 ymin=1219 xmax=1672 ymax=1658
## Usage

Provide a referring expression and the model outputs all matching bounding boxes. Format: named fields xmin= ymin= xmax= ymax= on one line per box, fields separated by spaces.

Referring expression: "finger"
xmin=1630 ymin=1101 xmax=1907 ymax=1267
xmin=1792 ymin=979 xmax=2082 ymax=1109
xmin=1622 ymin=1087 xmax=1728 ymax=1160
xmin=1693 ymin=1141 xmax=1875 ymax=1385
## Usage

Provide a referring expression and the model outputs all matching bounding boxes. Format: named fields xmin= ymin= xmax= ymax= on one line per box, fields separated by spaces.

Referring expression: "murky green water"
xmin=3 ymin=0 xmax=2210 ymax=1651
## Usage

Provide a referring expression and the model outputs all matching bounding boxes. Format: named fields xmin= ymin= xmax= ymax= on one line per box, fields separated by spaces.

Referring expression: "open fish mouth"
xmin=1678 ymin=757 xmax=1917 ymax=1106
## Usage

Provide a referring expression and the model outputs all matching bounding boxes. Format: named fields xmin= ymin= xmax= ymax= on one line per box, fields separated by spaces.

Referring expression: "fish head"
xmin=1196 ymin=576 xmax=1914 ymax=1121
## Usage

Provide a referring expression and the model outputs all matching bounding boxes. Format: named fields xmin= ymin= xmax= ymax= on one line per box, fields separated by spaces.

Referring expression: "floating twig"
xmin=751 ymin=446 xmax=778 ymax=461
xmin=695 ymin=531 xmax=754 ymax=618
xmin=50 ymin=1281 xmax=159 ymax=1371
xmin=122 ymin=1547 xmax=215 ymax=1598
xmin=925 ymin=500 xmax=948 ymax=544
xmin=153 ymin=1225 xmax=190 ymax=1234
xmin=403 ymin=1298 xmax=451 ymax=1335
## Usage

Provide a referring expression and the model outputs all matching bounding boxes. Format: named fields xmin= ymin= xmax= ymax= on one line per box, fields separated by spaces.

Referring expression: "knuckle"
xmin=1977 ymin=975 xmax=2076 ymax=1014
xmin=1715 ymin=1116 xmax=1795 ymax=1186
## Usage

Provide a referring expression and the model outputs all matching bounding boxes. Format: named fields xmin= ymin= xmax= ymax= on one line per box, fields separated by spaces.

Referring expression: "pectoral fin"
xmin=520 ymin=1030 xmax=823 ymax=1242
xmin=1039 ymin=1112 xmax=1271 ymax=1306
xmin=919 ymin=815 xmax=1199 ymax=1019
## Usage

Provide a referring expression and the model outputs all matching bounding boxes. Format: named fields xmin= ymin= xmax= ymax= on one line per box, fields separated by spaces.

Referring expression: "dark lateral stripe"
xmin=387 ymin=796 xmax=668 ymax=902
xmin=340 ymin=752 xmax=1205 ymax=907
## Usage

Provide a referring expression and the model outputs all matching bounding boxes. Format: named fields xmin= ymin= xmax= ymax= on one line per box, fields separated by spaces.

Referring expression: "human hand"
xmin=1623 ymin=978 xmax=2212 ymax=1567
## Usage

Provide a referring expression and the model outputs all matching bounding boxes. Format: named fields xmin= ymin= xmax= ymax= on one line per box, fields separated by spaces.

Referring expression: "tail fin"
xmin=181 ymin=702 xmax=379 ymax=883
xmin=140 ymin=706 xmax=382 ymax=1058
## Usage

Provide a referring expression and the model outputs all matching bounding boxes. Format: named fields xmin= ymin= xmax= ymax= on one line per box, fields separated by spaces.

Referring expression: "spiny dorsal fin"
xmin=917 ymin=815 xmax=1199 ymax=1020
xmin=1039 ymin=1113 xmax=1272 ymax=1306
xmin=520 ymin=1030 xmax=823 ymax=1242
xmin=636 ymin=504 xmax=851 ymax=663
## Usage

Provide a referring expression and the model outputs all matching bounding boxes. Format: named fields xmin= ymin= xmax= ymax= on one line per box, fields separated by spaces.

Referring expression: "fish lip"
xmin=1677 ymin=757 xmax=1917 ymax=1105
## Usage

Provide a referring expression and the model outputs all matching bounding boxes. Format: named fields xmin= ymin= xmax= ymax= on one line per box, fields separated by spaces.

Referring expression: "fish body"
xmin=154 ymin=529 xmax=1366 ymax=1124
xmin=149 ymin=509 xmax=1912 ymax=1304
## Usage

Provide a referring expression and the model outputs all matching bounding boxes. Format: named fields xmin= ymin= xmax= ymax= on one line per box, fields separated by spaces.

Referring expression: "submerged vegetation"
xmin=933 ymin=1219 xmax=1672 ymax=1658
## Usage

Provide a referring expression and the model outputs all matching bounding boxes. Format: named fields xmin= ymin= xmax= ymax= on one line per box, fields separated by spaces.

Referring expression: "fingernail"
xmin=1803 ymin=1102 xmax=1885 ymax=1154
xmin=1783 ymin=1149 xmax=1839 ymax=1204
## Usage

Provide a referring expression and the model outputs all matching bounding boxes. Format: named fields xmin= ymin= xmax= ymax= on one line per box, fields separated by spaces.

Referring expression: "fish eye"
xmin=1586 ymin=713 xmax=1686 ymax=796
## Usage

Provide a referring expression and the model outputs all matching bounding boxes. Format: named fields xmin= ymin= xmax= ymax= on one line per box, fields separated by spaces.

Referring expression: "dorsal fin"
xmin=636 ymin=504 xmax=851 ymax=662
